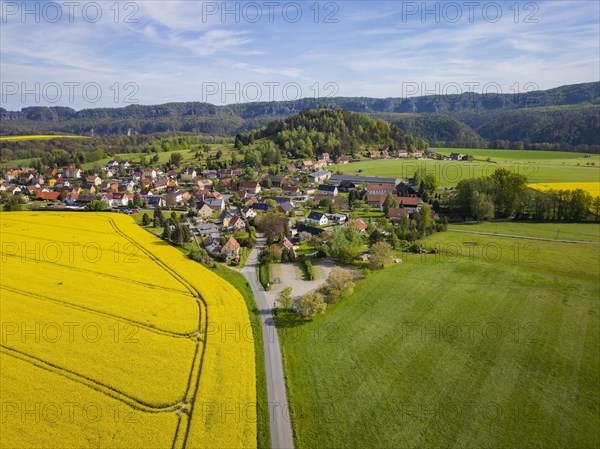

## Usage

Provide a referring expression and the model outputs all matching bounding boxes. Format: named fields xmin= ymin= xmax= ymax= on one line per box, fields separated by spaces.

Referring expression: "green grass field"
xmin=449 ymin=222 xmax=600 ymax=242
xmin=434 ymin=148 xmax=599 ymax=161
xmin=329 ymin=149 xmax=600 ymax=187
xmin=277 ymin=223 xmax=600 ymax=449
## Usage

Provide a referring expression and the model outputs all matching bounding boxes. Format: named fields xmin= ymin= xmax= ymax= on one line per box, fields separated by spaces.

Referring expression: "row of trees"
xmin=526 ymin=189 xmax=600 ymax=222
xmin=453 ymin=168 xmax=599 ymax=222
xmin=453 ymin=168 xmax=529 ymax=220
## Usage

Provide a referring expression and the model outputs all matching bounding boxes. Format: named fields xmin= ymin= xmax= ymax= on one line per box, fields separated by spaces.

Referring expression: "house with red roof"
xmin=221 ymin=237 xmax=241 ymax=258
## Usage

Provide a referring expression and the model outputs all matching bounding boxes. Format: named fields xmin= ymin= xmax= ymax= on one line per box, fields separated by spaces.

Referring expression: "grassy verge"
xmin=259 ymin=262 xmax=271 ymax=290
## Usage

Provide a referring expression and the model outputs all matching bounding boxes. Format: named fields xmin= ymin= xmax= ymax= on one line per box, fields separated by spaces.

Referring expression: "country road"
xmin=448 ymin=228 xmax=600 ymax=244
xmin=240 ymin=237 xmax=294 ymax=449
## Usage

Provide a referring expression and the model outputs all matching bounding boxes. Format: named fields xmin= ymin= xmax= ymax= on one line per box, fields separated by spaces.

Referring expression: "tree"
xmin=170 ymin=223 xmax=192 ymax=247
xmin=165 ymin=192 xmax=177 ymax=208
xmin=369 ymin=230 xmax=385 ymax=245
xmin=320 ymin=267 xmax=355 ymax=303
xmin=254 ymin=212 xmax=287 ymax=241
xmin=369 ymin=241 xmax=394 ymax=269
xmin=142 ymin=213 xmax=151 ymax=226
xmin=383 ymin=192 xmax=398 ymax=215
xmin=85 ymin=200 xmax=108 ymax=211
xmin=328 ymin=226 xmax=363 ymax=263
xmin=244 ymin=166 xmax=257 ymax=180
xmin=153 ymin=206 xmax=164 ymax=227
xmin=421 ymin=174 xmax=438 ymax=200
xmin=3 ymin=195 xmax=23 ymax=211
xmin=170 ymin=152 xmax=183 ymax=166
xmin=297 ymin=291 xmax=327 ymax=318
xmin=132 ymin=192 xmax=143 ymax=207
xmin=265 ymin=199 xmax=277 ymax=211
xmin=417 ymin=204 xmax=434 ymax=236
xmin=591 ymin=196 xmax=600 ymax=222
xmin=471 ymin=191 xmax=495 ymax=222
xmin=278 ymin=286 xmax=293 ymax=309
xmin=490 ymin=168 xmax=528 ymax=217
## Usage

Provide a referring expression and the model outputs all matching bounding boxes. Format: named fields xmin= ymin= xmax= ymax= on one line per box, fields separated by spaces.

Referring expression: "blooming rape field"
xmin=529 ymin=182 xmax=600 ymax=197
xmin=0 ymin=212 xmax=256 ymax=448
xmin=0 ymin=135 xmax=85 ymax=141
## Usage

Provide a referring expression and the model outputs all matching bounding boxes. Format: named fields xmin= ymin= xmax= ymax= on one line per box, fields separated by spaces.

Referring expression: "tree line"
xmin=453 ymin=168 xmax=600 ymax=222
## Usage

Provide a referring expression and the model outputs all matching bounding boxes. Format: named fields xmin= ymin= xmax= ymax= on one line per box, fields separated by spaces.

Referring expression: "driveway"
xmin=240 ymin=237 xmax=294 ymax=449
xmin=269 ymin=259 xmax=336 ymax=303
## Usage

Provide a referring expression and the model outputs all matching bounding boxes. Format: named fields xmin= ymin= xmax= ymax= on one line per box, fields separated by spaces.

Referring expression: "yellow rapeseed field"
xmin=529 ymin=182 xmax=600 ymax=197
xmin=0 ymin=212 xmax=256 ymax=448
xmin=0 ymin=135 xmax=85 ymax=141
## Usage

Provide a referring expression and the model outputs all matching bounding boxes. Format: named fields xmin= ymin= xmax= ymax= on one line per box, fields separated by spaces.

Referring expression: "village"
xmin=1 ymin=148 xmax=438 ymax=267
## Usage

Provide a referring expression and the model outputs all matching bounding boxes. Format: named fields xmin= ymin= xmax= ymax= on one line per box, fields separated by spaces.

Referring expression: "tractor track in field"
xmin=0 ymin=251 xmax=191 ymax=295
xmin=2 ymin=216 xmax=209 ymax=448
xmin=106 ymin=218 xmax=208 ymax=449
xmin=0 ymin=284 xmax=197 ymax=340
xmin=0 ymin=346 xmax=181 ymax=413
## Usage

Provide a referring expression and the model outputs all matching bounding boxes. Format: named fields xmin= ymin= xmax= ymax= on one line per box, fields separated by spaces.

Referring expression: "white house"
xmin=306 ymin=211 xmax=328 ymax=226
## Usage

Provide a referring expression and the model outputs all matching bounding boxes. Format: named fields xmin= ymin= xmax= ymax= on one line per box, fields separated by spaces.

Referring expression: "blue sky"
xmin=1 ymin=0 xmax=599 ymax=109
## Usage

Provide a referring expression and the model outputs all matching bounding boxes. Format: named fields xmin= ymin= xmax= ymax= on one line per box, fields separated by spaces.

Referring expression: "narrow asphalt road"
xmin=448 ymin=228 xmax=600 ymax=244
xmin=240 ymin=237 xmax=295 ymax=449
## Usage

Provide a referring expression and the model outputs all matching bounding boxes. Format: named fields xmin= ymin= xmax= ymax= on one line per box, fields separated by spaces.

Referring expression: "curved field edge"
xmin=1 ymin=355 xmax=179 ymax=449
xmin=133 ymin=216 xmax=269 ymax=448
xmin=110 ymin=214 xmax=257 ymax=448
xmin=0 ymin=212 xmax=257 ymax=449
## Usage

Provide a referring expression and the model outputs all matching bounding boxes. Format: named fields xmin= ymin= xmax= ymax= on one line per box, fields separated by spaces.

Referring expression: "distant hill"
xmin=1 ymin=82 xmax=598 ymax=148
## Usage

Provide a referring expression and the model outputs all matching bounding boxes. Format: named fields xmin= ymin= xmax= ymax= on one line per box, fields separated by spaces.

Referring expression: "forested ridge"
xmin=1 ymin=82 xmax=598 ymax=150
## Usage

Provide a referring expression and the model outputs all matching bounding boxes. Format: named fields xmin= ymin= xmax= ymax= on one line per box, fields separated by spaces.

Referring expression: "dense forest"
xmin=1 ymin=82 xmax=598 ymax=151
xmin=236 ymin=108 xmax=427 ymax=161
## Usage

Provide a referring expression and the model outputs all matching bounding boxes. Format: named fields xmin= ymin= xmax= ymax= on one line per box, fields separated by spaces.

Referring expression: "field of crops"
xmin=0 ymin=135 xmax=85 ymax=141
xmin=0 ymin=212 xmax=256 ymax=448
xmin=329 ymin=149 xmax=600 ymax=187
xmin=529 ymin=182 xmax=600 ymax=197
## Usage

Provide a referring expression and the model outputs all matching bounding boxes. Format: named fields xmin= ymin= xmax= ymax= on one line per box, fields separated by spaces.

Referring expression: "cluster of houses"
xmin=2 ymin=152 xmax=431 ymax=261
xmin=368 ymin=149 xmax=427 ymax=159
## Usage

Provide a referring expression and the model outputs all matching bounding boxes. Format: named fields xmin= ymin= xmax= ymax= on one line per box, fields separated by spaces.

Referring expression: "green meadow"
xmin=329 ymin=149 xmax=600 ymax=187
xmin=277 ymin=223 xmax=600 ymax=449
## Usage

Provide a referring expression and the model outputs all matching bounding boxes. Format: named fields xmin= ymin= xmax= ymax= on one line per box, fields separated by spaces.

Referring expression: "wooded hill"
xmin=236 ymin=108 xmax=427 ymax=161
xmin=1 ymin=82 xmax=598 ymax=150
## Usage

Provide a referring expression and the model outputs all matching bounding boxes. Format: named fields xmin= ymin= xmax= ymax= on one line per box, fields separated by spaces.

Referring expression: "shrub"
xmin=297 ymin=291 xmax=327 ymax=318
xmin=259 ymin=262 xmax=271 ymax=290
xmin=84 ymin=200 xmax=108 ymax=211
xmin=368 ymin=241 xmax=394 ymax=270
xmin=303 ymin=259 xmax=315 ymax=280
xmin=320 ymin=267 xmax=355 ymax=304
xmin=189 ymin=247 xmax=209 ymax=262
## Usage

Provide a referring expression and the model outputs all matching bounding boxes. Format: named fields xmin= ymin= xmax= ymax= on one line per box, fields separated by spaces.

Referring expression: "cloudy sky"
xmin=1 ymin=0 xmax=599 ymax=109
